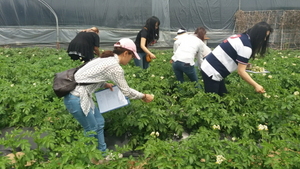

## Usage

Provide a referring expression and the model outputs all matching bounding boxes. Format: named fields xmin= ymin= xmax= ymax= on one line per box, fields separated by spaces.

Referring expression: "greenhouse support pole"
xmin=38 ymin=0 xmax=60 ymax=49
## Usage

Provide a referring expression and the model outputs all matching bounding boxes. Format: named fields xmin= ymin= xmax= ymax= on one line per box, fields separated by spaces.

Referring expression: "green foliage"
xmin=0 ymin=47 xmax=300 ymax=168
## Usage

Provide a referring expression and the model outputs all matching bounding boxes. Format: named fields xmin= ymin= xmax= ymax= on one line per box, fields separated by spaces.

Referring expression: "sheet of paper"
xmin=95 ymin=86 xmax=129 ymax=113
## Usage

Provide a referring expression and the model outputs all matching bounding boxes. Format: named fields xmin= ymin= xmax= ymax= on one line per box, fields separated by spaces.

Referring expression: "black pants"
xmin=69 ymin=54 xmax=93 ymax=63
xmin=201 ymin=70 xmax=227 ymax=96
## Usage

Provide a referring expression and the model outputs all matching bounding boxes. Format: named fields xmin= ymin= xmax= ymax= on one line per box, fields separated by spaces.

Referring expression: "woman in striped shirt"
xmin=200 ymin=21 xmax=273 ymax=96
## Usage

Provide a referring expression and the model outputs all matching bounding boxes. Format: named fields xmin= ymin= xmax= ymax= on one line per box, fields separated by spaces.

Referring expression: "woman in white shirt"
xmin=171 ymin=28 xmax=207 ymax=83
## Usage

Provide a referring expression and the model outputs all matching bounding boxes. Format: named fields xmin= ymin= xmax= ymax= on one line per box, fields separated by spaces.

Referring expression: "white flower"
xmin=10 ymin=84 xmax=14 ymax=87
xmin=0 ymin=52 xmax=3 ymax=55
xmin=258 ymin=124 xmax=268 ymax=131
xmin=294 ymin=91 xmax=299 ymax=95
xmin=32 ymin=54 xmax=35 ymax=57
xmin=160 ymin=76 xmax=164 ymax=80
xmin=151 ymin=74 xmax=155 ymax=77
xmin=101 ymin=49 xmax=104 ymax=52
xmin=18 ymin=52 xmax=22 ymax=54
xmin=292 ymin=73 xmax=295 ymax=75
xmin=268 ymin=75 xmax=272 ymax=79
xmin=263 ymin=62 xmax=267 ymax=65
xmin=232 ymin=137 xmax=236 ymax=141
xmin=163 ymin=60 xmax=166 ymax=62
xmin=132 ymin=74 xmax=136 ymax=77
xmin=58 ymin=57 xmax=62 ymax=60
xmin=215 ymin=155 xmax=226 ymax=164
xmin=263 ymin=93 xmax=271 ymax=98
xmin=155 ymin=132 xmax=159 ymax=137
xmin=6 ymin=55 xmax=9 ymax=57
xmin=212 ymin=125 xmax=220 ymax=130
xmin=150 ymin=131 xmax=159 ymax=137
xmin=292 ymin=63 xmax=296 ymax=66
xmin=273 ymin=58 xmax=276 ymax=60
xmin=262 ymin=73 xmax=266 ymax=76
xmin=33 ymin=83 xmax=36 ymax=86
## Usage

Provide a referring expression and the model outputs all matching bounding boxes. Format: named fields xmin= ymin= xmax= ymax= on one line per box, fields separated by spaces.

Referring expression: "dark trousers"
xmin=201 ymin=70 xmax=227 ymax=96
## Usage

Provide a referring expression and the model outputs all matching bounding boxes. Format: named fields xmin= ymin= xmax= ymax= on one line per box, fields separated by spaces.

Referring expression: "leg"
xmin=172 ymin=61 xmax=185 ymax=83
xmin=182 ymin=64 xmax=198 ymax=82
xmin=218 ymin=79 xmax=228 ymax=96
xmin=63 ymin=94 xmax=107 ymax=152
xmin=134 ymin=53 xmax=149 ymax=69
xmin=93 ymin=107 xmax=107 ymax=152
xmin=201 ymin=70 xmax=224 ymax=95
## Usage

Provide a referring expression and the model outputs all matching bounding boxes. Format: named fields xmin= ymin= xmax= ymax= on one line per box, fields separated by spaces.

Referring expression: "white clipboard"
xmin=95 ymin=86 xmax=130 ymax=113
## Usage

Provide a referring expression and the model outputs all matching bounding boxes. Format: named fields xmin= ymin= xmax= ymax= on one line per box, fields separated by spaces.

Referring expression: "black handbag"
xmin=52 ymin=64 xmax=89 ymax=98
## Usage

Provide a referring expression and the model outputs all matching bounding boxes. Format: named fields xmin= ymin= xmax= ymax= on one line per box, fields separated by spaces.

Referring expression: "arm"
xmin=109 ymin=68 xmax=154 ymax=102
xmin=94 ymin=46 xmax=100 ymax=57
xmin=195 ymin=41 xmax=205 ymax=68
xmin=140 ymin=37 xmax=156 ymax=59
xmin=237 ymin=63 xmax=265 ymax=93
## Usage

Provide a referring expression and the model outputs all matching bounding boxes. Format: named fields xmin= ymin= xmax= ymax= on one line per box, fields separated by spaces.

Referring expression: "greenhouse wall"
xmin=0 ymin=0 xmax=300 ymax=49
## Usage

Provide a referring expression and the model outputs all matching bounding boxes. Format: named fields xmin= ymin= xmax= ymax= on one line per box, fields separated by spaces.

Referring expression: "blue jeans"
xmin=134 ymin=52 xmax=149 ymax=69
xmin=172 ymin=61 xmax=198 ymax=83
xmin=64 ymin=93 xmax=107 ymax=152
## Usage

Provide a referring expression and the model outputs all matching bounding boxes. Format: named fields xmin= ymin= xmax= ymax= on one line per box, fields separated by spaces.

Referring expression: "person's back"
xmin=68 ymin=31 xmax=100 ymax=62
xmin=173 ymin=34 xmax=204 ymax=65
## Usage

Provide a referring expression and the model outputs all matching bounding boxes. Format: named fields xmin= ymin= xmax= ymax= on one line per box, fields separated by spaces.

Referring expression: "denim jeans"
xmin=134 ymin=52 xmax=149 ymax=69
xmin=172 ymin=61 xmax=198 ymax=83
xmin=64 ymin=93 xmax=107 ymax=152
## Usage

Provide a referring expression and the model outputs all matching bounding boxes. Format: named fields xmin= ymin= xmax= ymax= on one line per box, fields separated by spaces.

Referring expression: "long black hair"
xmin=144 ymin=16 xmax=160 ymax=42
xmin=244 ymin=21 xmax=273 ymax=59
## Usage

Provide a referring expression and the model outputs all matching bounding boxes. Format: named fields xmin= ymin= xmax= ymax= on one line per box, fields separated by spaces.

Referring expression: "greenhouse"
xmin=1 ymin=0 xmax=300 ymax=168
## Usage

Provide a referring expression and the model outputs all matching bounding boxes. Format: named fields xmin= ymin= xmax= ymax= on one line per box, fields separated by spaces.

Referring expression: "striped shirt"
xmin=70 ymin=54 xmax=144 ymax=116
xmin=201 ymin=33 xmax=252 ymax=81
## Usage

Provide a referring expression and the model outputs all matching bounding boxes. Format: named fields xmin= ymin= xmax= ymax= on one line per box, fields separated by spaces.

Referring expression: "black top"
xmin=135 ymin=28 xmax=151 ymax=53
xmin=67 ymin=32 xmax=100 ymax=62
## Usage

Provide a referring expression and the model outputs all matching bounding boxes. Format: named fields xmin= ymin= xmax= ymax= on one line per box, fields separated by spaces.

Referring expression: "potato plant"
xmin=0 ymin=47 xmax=299 ymax=168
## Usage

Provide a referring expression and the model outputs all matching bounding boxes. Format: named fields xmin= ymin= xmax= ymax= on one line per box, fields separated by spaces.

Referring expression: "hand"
xmin=255 ymin=84 xmax=265 ymax=93
xmin=104 ymin=83 xmax=114 ymax=91
xmin=149 ymin=53 xmax=156 ymax=59
xmin=142 ymin=94 xmax=154 ymax=103
xmin=170 ymin=60 xmax=174 ymax=64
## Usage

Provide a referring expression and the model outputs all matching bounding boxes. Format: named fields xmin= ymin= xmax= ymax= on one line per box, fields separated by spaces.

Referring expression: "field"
xmin=0 ymin=47 xmax=300 ymax=168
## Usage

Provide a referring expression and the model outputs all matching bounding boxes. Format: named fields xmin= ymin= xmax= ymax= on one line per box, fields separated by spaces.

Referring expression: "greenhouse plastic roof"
xmin=1 ymin=0 xmax=300 ymax=49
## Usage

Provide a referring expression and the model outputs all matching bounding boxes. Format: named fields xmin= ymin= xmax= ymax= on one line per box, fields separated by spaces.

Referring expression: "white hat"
xmin=114 ymin=38 xmax=140 ymax=60
xmin=174 ymin=28 xmax=187 ymax=40
xmin=177 ymin=28 xmax=187 ymax=35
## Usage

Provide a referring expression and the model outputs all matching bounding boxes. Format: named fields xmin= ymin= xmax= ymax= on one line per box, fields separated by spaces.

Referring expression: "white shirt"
xmin=171 ymin=34 xmax=206 ymax=66
xmin=71 ymin=55 xmax=144 ymax=116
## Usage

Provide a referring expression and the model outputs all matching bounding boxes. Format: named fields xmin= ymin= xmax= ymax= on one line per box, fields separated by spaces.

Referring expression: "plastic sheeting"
xmin=1 ymin=0 xmax=300 ymax=48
